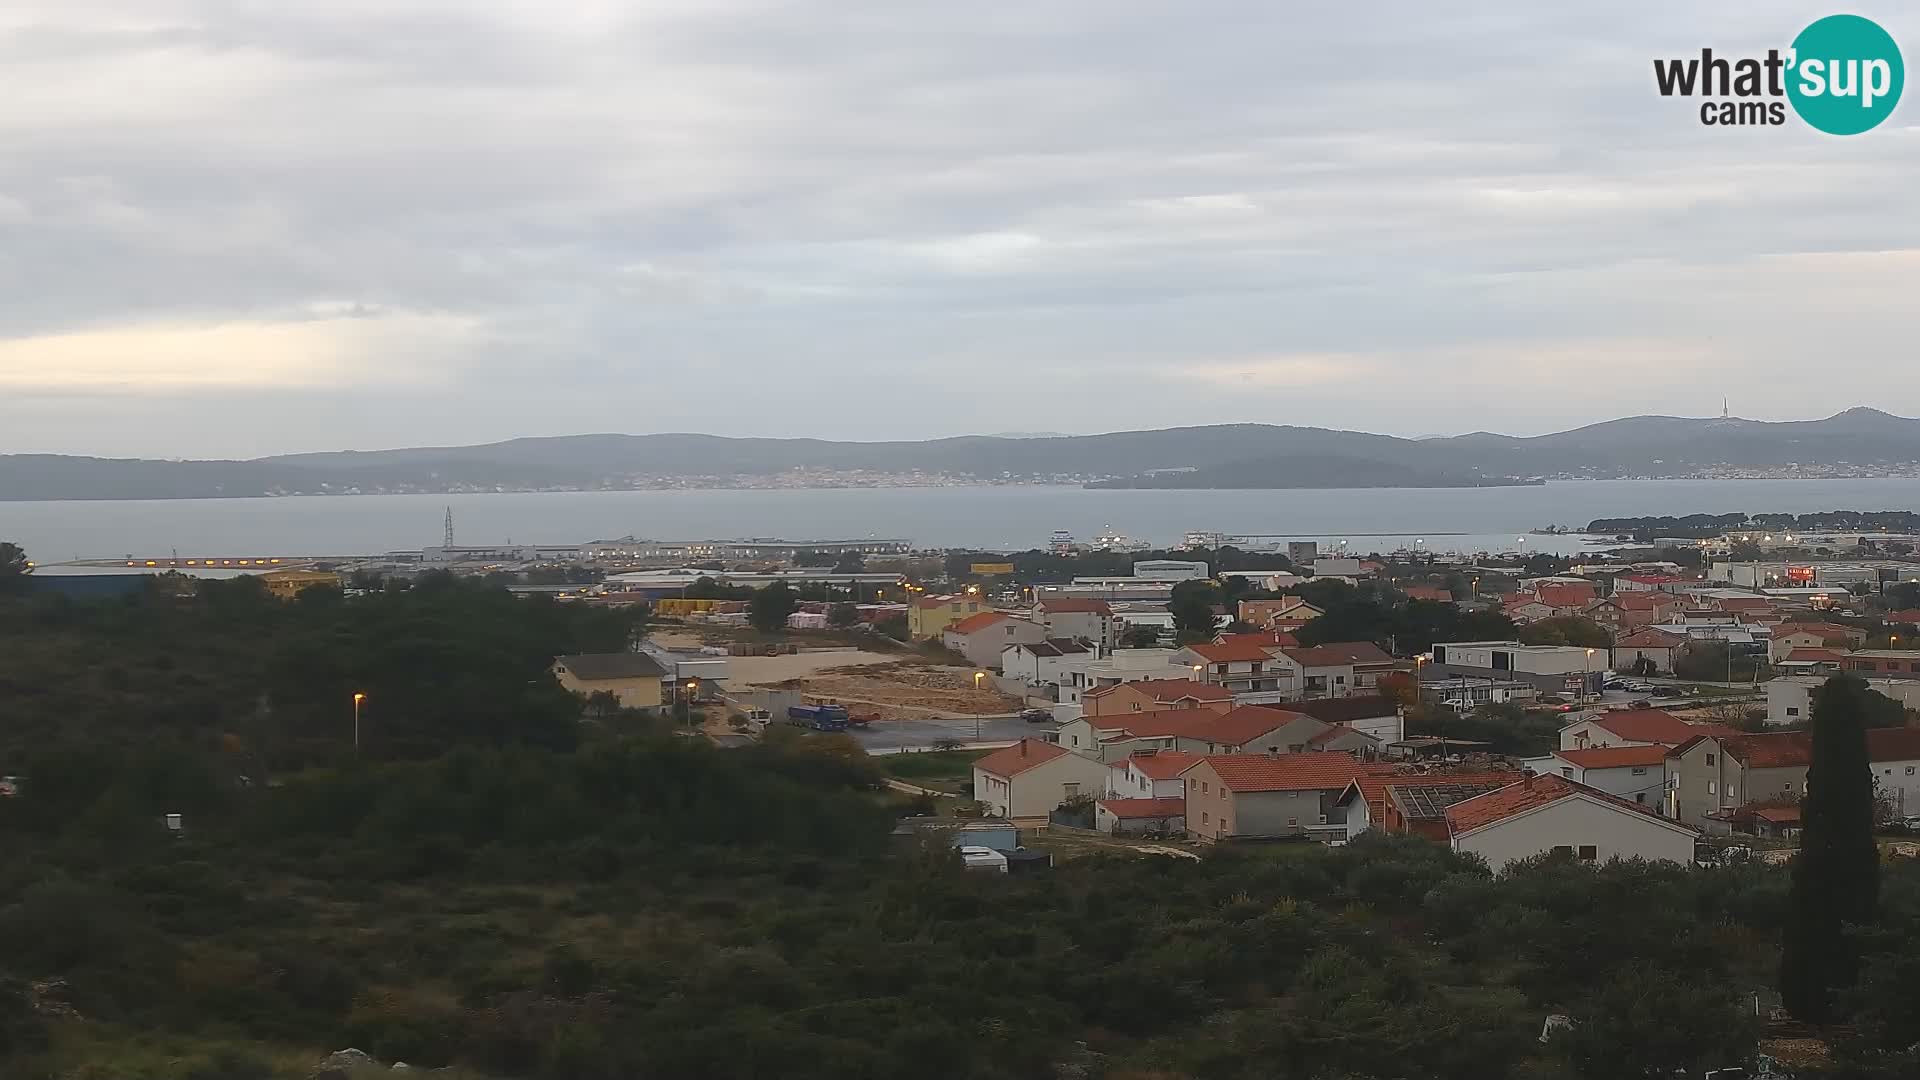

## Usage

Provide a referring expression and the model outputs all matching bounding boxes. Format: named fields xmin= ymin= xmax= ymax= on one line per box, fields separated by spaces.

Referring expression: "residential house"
xmin=552 ymin=652 xmax=669 ymax=712
xmin=1533 ymin=581 xmax=1599 ymax=611
xmin=1558 ymin=709 xmax=1737 ymax=752
xmin=1527 ymin=745 xmax=1670 ymax=811
xmin=1841 ymin=650 xmax=1920 ymax=680
xmin=1182 ymin=752 xmax=1392 ymax=842
xmin=1775 ymin=648 xmax=1847 ymax=677
xmin=1336 ymin=770 xmax=1523 ymax=841
xmin=1768 ymin=621 xmax=1867 ymax=662
xmin=1444 ymin=773 xmax=1699 ymax=872
xmin=1869 ymin=727 xmax=1920 ymax=817
xmin=1237 ymin=597 xmax=1324 ymax=631
xmin=1000 ymin=638 xmax=1093 ymax=688
xmin=1106 ymin=749 xmax=1204 ymax=799
xmin=1082 ymin=678 xmax=1233 ymax=718
xmin=1665 ymin=731 xmax=1811 ymax=829
xmin=1884 ymin=609 xmax=1920 ymax=627
xmin=1502 ymin=598 xmax=1559 ymax=625
xmin=1285 ymin=694 xmax=1407 ymax=744
xmin=1058 ymin=648 xmax=1182 ymax=704
xmin=971 ymin=739 xmax=1113 ymax=819
xmin=1094 ymin=797 xmax=1187 ymax=835
xmin=1059 ymin=705 xmax=1352 ymax=762
xmin=942 ymin=612 xmax=1047 ymax=668
xmin=908 ymin=594 xmax=988 ymax=640
xmin=1585 ymin=592 xmax=1682 ymax=633
xmin=1174 ymin=639 xmax=1290 ymax=695
xmin=1401 ymin=585 xmax=1454 ymax=603
xmin=1280 ymin=642 xmax=1401 ymax=697
xmin=1617 ymin=574 xmax=1690 ymax=593
xmin=1033 ymin=598 xmax=1121 ymax=652
xmin=1610 ymin=628 xmax=1688 ymax=674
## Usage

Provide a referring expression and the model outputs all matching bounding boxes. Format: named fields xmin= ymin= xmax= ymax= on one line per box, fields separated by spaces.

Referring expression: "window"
xmin=1787 ymin=707 xmax=1800 ymax=716
xmin=1708 ymin=780 xmax=1716 ymax=795
xmin=1201 ymin=781 xmax=1209 ymax=794
xmin=1131 ymin=703 xmax=1142 ymax=712
xmin=1551 ymin=845 xmax=1573 ymax=856
xmin=1202 ymin=811 xmax=1209 ymax=825
xmin=1560 ymin=767 xmax=1573 ymax=778
xmin=1705 ymin=753 xmax=1715 ymax=766
xmin=1578 ymin=845 xmax=1598 ymax=862
xmin=1335 ymin=675 xmax=1346 ymax=685
xmin=1631 ymin=767 xmax=1647 ymax=775
xmin=1287 ymin=818 xmax=1297 ymax=827
xmin=1062 ymin=783 xmax=1079 ymax=798
xmin=1635 ymin=793 xmax=1646 ymax=804
xmin=1908 ymin=766 xmax=1916 ymax=776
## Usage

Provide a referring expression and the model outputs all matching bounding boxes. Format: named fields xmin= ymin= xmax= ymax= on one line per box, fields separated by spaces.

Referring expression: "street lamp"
xmin=352 ymin=692 xmax=367 ymax=753
xmin=1584 ymin=648 xmax=1595 ymax=702
xmin=973 ymin=671 xmax=987 ymax=740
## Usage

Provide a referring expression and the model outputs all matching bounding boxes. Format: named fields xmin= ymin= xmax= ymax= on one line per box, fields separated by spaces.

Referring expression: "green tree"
xmin=1169 ymin=580 xmax=1221 ymax=642
xmin=749 ymin=582 xmax=799 ymax=634
xmin=1518 ymin=616 xmax=1612 ymax=649
xmin=1781 ymin=674 xmax=1882 ymax=1024
xmin=1556 ymin=964 xmax=1757 ymax=1078
xmin=1120 ymin=625 xmax=1162 ymax=648
xmin=826 ymin=603 xmax=858 ymax=628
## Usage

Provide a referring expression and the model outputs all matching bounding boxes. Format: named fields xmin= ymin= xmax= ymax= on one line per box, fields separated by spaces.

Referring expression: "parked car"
xmin=1020 ymin=708 xmax=1054 ymax=724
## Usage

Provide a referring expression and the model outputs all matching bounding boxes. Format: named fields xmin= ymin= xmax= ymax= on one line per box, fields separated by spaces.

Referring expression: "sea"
xmin=9 ymin=477 xmax=1920 ymax=565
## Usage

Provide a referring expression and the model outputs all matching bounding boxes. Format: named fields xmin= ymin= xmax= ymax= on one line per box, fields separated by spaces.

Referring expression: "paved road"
xmin=852 ymin=714 xmax=1056 ymax=752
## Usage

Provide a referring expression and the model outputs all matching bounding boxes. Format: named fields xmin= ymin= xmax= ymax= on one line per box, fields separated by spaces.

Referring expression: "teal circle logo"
xmin=1787 ymin=14 xmax=1903 ymax=135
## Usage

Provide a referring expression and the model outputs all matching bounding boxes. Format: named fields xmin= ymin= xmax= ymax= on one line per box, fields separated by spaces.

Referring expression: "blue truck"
xmin=787 ymin=703 xmax=851 ymax=731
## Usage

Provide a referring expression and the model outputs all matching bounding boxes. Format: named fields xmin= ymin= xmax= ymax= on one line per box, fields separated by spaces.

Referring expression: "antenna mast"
xmin=444 ymin=506 xmax=455 ymax=548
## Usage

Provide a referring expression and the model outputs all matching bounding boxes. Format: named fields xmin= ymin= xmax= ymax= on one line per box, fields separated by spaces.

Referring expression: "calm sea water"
xmin=8 ymin=478 xmax=1920 ymax=563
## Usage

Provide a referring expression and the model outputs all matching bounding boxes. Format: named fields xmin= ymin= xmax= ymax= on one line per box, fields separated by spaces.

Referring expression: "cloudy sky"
xmin=3 ymin=1 xmax=1918 ymax=458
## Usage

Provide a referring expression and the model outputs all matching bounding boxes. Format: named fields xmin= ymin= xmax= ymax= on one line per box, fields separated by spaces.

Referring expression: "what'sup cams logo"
xmin=1654 ymin=14 xmax=1903 ymax=134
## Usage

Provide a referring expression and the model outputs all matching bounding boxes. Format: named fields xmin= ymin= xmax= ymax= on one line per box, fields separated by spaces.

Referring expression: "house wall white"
xmin=944 ymin=617 xmax=1045 ymax=669
xmin=1875 ymin=756 xmax=1920 ymax=816
xmin=1452 ymin=795 xmax=1696 ymax=873
xmin=972 ymin=753 xmax=1112 ymax=818
xmin=1001 ymin=643 xmax=1083 ymax=687
xmin=1540 ymin=758 xmax=1666 ymax=810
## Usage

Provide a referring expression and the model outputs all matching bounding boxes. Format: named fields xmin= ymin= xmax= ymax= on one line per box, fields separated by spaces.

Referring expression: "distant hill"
xmin=6 ymin=408 xmax=1920 ymax=500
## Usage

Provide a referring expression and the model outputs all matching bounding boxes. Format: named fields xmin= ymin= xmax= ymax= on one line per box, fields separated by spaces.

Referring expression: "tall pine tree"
xmin=1779 ymin=674 xmax=1881 ymax=1023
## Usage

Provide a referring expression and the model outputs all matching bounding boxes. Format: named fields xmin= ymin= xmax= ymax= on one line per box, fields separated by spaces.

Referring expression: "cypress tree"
xmin=1779 ymin=674 xmax=1880 ymax=1023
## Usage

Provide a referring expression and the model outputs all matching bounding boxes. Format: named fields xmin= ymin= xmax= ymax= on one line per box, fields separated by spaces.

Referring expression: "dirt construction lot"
xmin=787 ymin=661 xmax=1021 ymax=719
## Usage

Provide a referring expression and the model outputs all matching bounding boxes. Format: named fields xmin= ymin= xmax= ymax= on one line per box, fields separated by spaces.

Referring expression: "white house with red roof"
xmin=1557 ymin=708 xmax=1737 ymax=752
xmin=999 ymin=638 xmax=1093 ymax=687
xmin=1524 ymin=745 xmax=1671 ymax=810
xmin=1173 ymin=638 xmax=1292 ymax=695
xmin=1585 ymin=591 xmax=1682 ymax=633
xmin=971 ymin=739 xmax=1112 ymax=819
xmin=1107 ymin=749 xmax=1204 ymax=799
xmin=941 ymin=611 xmax=1046 ymax=668
xmin=1180 ymin=752 xmax=1393 ymax=842
xmin=1057 ymin=705 xmax=1352 ymax=763
xmin=1609 ymin=627 xmax=1688 ymax=674
xmin=1032 ymin=598 xmax=1120 ymax=652
xmin=1444 ymin=773 xmax=1698 ymax=872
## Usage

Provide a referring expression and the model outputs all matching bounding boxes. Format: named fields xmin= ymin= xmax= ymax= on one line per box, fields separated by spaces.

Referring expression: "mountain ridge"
xmin=5 ymin=408 xmax=1919 ymax=500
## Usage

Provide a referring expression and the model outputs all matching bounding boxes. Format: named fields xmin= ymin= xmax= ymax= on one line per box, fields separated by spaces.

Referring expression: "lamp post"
xmin=352 ymin=692 xmax=367 ymax=753
xmin=685 ymin=679 xmax=699 ymax=735
xmin=1584 ymin=648 xmax=1595 ymax=702
xmin=973 ymin=671 xmax=986 ymax=740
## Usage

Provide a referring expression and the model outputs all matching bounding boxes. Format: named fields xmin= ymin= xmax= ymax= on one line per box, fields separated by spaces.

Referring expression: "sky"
xmin=3 ymin=1 xmax=1919 ymax=458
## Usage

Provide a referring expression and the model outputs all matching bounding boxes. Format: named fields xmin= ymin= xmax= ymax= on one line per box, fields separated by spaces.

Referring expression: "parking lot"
xmin=850 ymin=714 xmax=1057 ymax=753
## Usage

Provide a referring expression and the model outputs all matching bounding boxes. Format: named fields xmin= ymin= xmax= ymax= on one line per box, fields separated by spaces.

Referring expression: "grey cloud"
xmin=2 ymin=0 xmax=1918 ymax=455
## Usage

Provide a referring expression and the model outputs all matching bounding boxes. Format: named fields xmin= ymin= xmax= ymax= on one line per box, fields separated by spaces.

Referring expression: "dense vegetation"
xmin=6 ymin=564 xmax=1920 ymax=1078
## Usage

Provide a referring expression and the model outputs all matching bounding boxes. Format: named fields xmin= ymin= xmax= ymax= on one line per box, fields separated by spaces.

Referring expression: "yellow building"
xmin=552 ymin=653 xmax=669 ymax=713
xmin=907 ymin=594 xmax=988 ymax=640
xmin=258 ymin=568 xmax=344 ymax=600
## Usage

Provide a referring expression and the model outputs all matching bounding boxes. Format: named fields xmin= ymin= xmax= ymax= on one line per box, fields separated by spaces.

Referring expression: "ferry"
xmin=1048 ymin=530 xmax=1076 ymax=555
xmin=1089 ymin=525 xmax=1150 ymax=553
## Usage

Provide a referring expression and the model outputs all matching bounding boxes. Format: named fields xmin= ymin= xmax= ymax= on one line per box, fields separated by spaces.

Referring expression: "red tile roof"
xmin=1553 ymin=745 xmax=1670 ymax=769
xmin=1774 ymin=622 xmax=1858 ymax=640
xmin=1097 ymin=796 xmax=1187 ymax=819
xmin=1444 ymin=772 xmax=1686 ymax=835
xmin=1283 ymin=642 xmax=1397 ymax=667
xmin=1085 ymin=678 xmax=1232 ymax=703
xmin=1536 ymin=583 xmax=1599 ymax=608
xmin=945 ymin=611 xmax=1011 ymax=635
xmin=973 ymin=739 xmax=1074 ymax=778
xmin=1868 ymin=727 xmax=1920 ymax=762
xmin=1710 ymin=732 xmax=1813 ymax=769
xmin=1037 ymin=598 xmax=1113 ymax=615
xmin=1186 ymin=638 xmax=1282 ymax=663
xmin=1884 ymin=609 xmax=1920 ymax=625
xmin=1199 ymin=706 xmax=1314 ymax=748
xmin=1091 ymin=707 xmax=1233 ymax=740
xmin=1604 ymin=592 xmax=1677 ymax=611
xmin=1587 ymin=709 xmax=1737 ymax=746
xmin=1712 ymin=596 xmax=1775 ymax=611
xmin=1194 ymin=752 xmax=1390 ymax=793
xmin=1121 ymin=749 xmax=1204 ymax=780
xmin=1783 ymin=647 xmax=1846 ymax=664
xmin=1338 ymin=769 xmax=1523 ymax=823
xmin=1614 ymin=629 xmax=1684 ymax=648
xmin=1402 ymin=586 xmax=1453 ymax=602
xmin=1751 ymin=804 xmax=1802 ymax=824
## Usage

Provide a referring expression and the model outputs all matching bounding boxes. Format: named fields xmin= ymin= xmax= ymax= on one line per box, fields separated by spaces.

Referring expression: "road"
xmin=851 ymin=714 xmax=1056 ymax=753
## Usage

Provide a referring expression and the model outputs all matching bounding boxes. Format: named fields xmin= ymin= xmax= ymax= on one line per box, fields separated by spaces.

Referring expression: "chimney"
xmin=1019 ymin=741 xmax=1028 ymax=757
